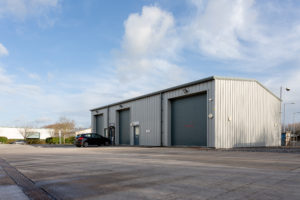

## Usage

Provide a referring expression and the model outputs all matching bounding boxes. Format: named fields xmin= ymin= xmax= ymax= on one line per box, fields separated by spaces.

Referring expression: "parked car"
xmin=10 ymin=140 xmax=26 ymax=145
xmin=75 ymin=133 xmax=111 ymax=147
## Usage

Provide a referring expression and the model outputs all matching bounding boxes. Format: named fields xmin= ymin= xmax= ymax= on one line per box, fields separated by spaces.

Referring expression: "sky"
xmin=0 ymin=0 xmax=300 ymax=128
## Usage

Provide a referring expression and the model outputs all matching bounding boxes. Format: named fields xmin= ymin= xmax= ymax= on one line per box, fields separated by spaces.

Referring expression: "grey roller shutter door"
xmin=171 ymin=93 xmax=207 ymax=146
xmin=119 ymin=109 xmax=130 ymax=145
xmin=96 ymin=115 xmax=104 ymax=136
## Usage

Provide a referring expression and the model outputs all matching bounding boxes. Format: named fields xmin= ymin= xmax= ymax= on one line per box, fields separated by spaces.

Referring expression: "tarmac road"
xmin=0 ymin=144 xmax=300 ymax=200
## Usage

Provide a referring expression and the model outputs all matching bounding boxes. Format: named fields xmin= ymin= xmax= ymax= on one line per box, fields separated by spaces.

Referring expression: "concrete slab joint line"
xmin=0 ymin=157 xmax=55 ymax=200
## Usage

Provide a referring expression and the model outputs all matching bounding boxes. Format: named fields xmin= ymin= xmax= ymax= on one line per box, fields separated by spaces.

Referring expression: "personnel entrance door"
xmin=134 ymin=126 xmax=140 ymax=145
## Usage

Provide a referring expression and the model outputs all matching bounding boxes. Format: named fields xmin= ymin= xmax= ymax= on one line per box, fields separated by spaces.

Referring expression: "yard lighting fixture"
xmin=182 ymin=88 xmax=189 ymax=94
xmin=280 ymin=86 xmax=292 ymax=133
xmin=280 ymin=86 xmax=291 ymax=100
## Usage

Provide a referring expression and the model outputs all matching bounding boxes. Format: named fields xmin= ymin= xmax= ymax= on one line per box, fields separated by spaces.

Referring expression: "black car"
xmin=10 ymin=140 xmax=26 ymax=145
xmin=75 ymin=133 xmax=111 ymax=147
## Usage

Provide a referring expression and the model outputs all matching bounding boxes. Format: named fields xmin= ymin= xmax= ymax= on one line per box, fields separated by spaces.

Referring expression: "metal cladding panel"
xmin=91 ymin=109 xmax=108 ymax=133
xmin=171 ymin=93 xmax=207 ymax=146
xmin=215 ymin=79 xmax=281 ymax=148
xmin=106 ymin=94 xmax=161 ymax=146
xmin=119 ymin=109 xmax=130 ymax=145
xmin=162 ymin=80 xmax=215 ymax=147
xmin=96 ymin=115 xmax=104 ymax=136
xmin=91 ymin=113 xmax=95 ymax=133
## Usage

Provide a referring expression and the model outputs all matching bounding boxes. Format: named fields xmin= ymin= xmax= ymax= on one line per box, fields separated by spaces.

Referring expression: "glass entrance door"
xmin=134 ymin=126 xmax=140 ymax=145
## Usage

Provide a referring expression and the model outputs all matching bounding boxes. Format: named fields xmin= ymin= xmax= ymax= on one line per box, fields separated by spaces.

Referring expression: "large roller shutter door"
xmin=119 ymin=109 xmax=130 ymax=145
xmin=171 ymin=93 xmax=207 ymax=146
xmin=96 ymin=115 xmax=104 ymax=136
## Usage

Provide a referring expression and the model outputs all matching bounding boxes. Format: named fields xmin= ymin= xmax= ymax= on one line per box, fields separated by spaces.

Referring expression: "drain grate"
xmin=0 ymin=158 xmax=56 ymax=200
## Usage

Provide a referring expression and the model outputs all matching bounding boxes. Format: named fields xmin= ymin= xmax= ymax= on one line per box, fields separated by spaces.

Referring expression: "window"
xmin=134 ymin=126 xmax=140 ymax=136
xmin=27 ymin=132 xmax=40 ymax=139
xmin=104 ymin=128 xmax=108 ymax=138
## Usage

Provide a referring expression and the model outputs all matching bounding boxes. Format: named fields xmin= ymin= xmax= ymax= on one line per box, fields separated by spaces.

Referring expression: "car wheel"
xmin=105 ymin=141 xmax=109 ymax=146
xmin=76 ymin=145 xmax=81 ymax=147
xmin=83 ymin=142 xmax=89 ymax=147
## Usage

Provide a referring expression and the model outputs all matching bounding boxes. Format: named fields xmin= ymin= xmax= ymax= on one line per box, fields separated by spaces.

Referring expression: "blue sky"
xmin=0 ymin=0 xmax=300 ymax=128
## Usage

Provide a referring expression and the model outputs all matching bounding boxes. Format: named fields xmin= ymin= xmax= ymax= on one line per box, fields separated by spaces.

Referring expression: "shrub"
xmin=45 ymin=137 xmax=52 ymax=144
xmin=39 ymin=139 xmax=46 ymax=144
xmin=45 ymin=137 xmax=61 ymax=144
xmin=46 ymin=137 xmax=75 ymax=144
xmin=65 ymin=136 xmax=75 ymax=144
xmin=0 ymin=136 xmax=8 ymax=144
xmin=25 ymin=138 xmax=41 ymax=144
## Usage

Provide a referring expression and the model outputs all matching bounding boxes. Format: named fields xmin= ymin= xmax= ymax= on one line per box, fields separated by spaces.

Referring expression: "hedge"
xmin=45 ymin=137 xmax=60 ymax=144
xmin=0 ymin=136 xmax=8 ymax=144
xmin=46 ymin=137 xmax=75 ymax=144
xmin=65 ymin=136 xmax=75 ymax=144
xmin=25 ymin=138 xmax=45 ymax=144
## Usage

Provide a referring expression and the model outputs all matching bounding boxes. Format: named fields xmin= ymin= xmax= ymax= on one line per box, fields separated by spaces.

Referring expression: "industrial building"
xmin=0 ymin=127 xmax=53 ymax=140
xmin=90 ymin=76 xmax=281 ymax=148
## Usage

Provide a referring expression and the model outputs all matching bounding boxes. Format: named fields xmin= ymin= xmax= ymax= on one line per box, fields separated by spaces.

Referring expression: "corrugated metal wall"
xmin=91 ymin=109 xmax=107 ymax=133
xmin=95 ymin=114 xmax=104 ymax=136
xmin=91 ymin=94 xmax=161 ymax=146
xmin=214 ymin=79 xmax=281 ymax=148
xmin=91 ymin=80 xmax=215 ymax=147
xmin=162 ymin=81 xmax=215 ymax=147
xmin=91 ymin=77 xmax=280 ymax=148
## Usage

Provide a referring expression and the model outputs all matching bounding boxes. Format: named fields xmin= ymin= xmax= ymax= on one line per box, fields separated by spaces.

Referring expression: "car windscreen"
xmin=83 ymin=134 xmax=92 ymax=138
xmin=76 ymin=133 xmax=92 ymax=138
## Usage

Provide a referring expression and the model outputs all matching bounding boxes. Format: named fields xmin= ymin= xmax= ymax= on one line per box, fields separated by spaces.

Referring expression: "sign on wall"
xmin=27 ymin=132 xmax=40 ymax=139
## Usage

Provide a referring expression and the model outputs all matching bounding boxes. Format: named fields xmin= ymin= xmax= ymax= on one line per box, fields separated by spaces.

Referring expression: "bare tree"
xmin=18 ymin=127 xmax=32 ymax=139
xmin=44 ymin=117 xmax=76 ymax=143
xmin=287 ymin=122 xmax=300 ymax=134
xmin=48 ymin=129 xmax=55 ymax=137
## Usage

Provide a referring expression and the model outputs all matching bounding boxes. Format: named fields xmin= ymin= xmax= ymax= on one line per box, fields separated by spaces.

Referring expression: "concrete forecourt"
xmin=0 ymin=144 xmax=299 ymax=200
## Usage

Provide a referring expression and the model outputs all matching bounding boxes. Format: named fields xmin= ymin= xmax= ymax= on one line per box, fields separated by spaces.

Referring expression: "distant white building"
xmin=0 ymin=127 xmax=54 ymax=140
xmin=75 ymin=128 xmax=92 ymax=136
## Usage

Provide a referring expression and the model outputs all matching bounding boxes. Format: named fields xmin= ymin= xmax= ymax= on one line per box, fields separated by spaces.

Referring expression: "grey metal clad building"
xmin=90 ymin=76 xmax=281 ymax=148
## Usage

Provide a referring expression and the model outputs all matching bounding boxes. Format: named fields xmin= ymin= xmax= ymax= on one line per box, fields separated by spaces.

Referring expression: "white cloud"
xmin=122 ymin=6 xmax=179 ymax=58
xmin=28 ymin=73 xmax=40 ymax=80
xmin=0 ymin=67 xmax=12 ymax=84
xmin=113 ymin=1 xmax=300 ymax=126
xmin=33 ymin=116 xmax=52 ymax=124
xmin=47 ymin=72 xmax=54 ymax=80
xmin=0 ymin=43 xmax=9 ymax=56
xmin=16 ymin=68 xmax=41 ymax=81
xmin=0 ymin=0 xmax=60 ymax=22
xmin=0 ymin=67 xmax=42 ymax=97
xmin=116 ymin=6 xmax=185 ymax=87
xmin=262 ymin=69 xmax=300 ymax=124
xmin=254 ymin=24 xmax=300 ymax=67
xmin=2 ymin=1 xmax=300 ymax=127
xmin=0 ymin=5 xmax=202 ymax=128
xmin=186 ymin=0 xmax=300 ymax=70
xmin=187 ymin=0 xmax=257 ymax=59
xmin=265 ymin=69 xmax=300 ymax=102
